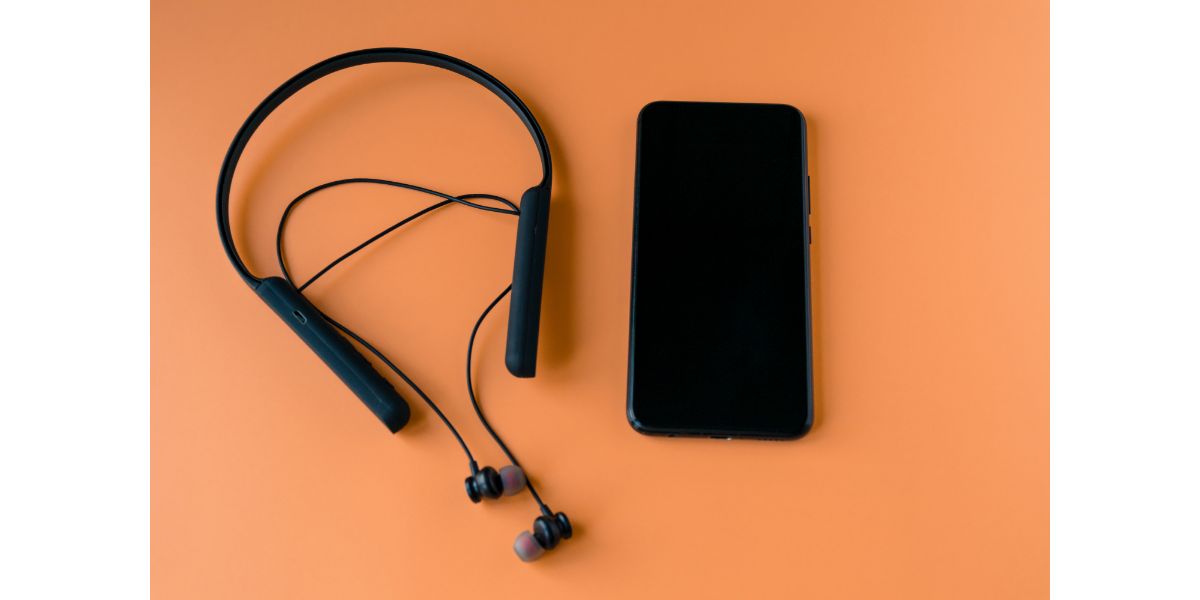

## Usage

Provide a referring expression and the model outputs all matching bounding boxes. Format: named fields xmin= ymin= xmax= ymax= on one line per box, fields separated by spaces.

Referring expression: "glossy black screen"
xmin=628 ymin=101 xmax=811 ymax=438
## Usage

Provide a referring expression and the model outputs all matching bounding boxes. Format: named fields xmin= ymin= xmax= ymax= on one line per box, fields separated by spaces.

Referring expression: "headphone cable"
xmin=275 ymin=178 xmax=552 ymax=512
xmin=465 ymin=284 xmax=549 ymax=511
xmin=275 ymin=178 xmax=514 ymax=466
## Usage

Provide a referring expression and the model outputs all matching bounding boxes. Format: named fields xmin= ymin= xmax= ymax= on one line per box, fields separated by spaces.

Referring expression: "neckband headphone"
xmin=216 ymin=48 xmax=570 ymax=562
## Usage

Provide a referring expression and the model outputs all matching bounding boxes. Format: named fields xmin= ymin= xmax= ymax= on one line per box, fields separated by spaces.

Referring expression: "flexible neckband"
xmin=216 ymin=48 xmax=553 ymax=436
xmin=217 ymin=48 xmax=551 ymax=288
xmin=216 ymin=48 xmax=571 ymax=561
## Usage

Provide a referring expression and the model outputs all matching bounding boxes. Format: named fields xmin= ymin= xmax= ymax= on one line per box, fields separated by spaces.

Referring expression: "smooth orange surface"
xmin=151 ymin=0 xmax=1048 ymax=597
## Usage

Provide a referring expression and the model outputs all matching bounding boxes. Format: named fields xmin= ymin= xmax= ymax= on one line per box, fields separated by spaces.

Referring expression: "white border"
xmin=1 ymin=0 xmax=1198 ymax=597
xmin=0 ymin=1 xmax=150 ymax=598
xmin=1052 ymin=0 xmax=1200 ymax=597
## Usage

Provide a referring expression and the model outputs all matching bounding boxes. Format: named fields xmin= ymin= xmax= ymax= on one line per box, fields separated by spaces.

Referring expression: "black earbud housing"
xmin=514 ymin=511 xmax=572 ymax=561
xmin=465 ymin=466 xmax=504 ymax=503
xmin=216 ymin=49 xmax=567 ymax=563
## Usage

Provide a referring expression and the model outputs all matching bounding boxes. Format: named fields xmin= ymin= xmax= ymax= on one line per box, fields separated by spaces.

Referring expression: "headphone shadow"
xmin=226 ymin=68 xmax=579 ymax=435
xmin=225 ymin=67 xmax=523 ymax=440
xmin=807 ymin=117 xmax=825 ymax=436
xmin=230 ymin=68 xmax=458 ymax=273
xmin=524 ymin=98 xmax=576 ymax=374
xmin=230 ymin=68 xmax=578 ymax=377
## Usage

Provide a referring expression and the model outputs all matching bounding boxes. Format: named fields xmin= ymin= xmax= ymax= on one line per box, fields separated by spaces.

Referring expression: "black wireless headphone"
xmin=216 ymin=48 xmax=570 ymax=562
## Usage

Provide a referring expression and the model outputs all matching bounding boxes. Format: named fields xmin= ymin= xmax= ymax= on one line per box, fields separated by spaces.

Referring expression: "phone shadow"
xmin=807 ymin=116 xmax=826 ymax=436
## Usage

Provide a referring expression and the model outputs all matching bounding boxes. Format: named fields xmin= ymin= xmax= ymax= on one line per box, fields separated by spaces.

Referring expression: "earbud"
xmin=465 ymin=464 xmax=527 ymax=502
xmin=499 ymin=464 xmax=527 ymax=496
xmin=513 ymin=511 xmax=573 ymax=562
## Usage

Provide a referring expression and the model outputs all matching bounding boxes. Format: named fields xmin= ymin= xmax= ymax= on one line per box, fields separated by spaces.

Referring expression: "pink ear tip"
xmin=499 ymin=465 xmax=527 ymax=496
xmin=513 ymin=531 xmax=545 ymax=562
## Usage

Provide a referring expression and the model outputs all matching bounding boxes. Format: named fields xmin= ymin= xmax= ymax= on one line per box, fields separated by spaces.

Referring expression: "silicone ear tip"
xmin=499 ymin=465 xmax=527 ymax=496
xmin=514 ymin=531 xmax=545 ymax=562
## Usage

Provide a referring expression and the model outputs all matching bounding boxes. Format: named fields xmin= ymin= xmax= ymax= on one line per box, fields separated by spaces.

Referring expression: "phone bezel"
xmin=626 ymin=100 xmax=814 ymax=440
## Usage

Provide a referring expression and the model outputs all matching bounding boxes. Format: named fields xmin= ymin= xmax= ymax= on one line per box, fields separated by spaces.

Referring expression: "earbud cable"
xmin=275 ymin=178 xmax=515 ymax=465
xmin=276 ymin=178 xmax=518 ymax=292
xmin=466 ymin=285 xmax=549 ymax=511
xmin=276 ymin=178 xmax=552 ymax=512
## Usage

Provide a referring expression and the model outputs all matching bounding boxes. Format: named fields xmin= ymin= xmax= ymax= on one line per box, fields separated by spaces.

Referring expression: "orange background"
xmin=151 ymin=0 xmax=1048 ymax=598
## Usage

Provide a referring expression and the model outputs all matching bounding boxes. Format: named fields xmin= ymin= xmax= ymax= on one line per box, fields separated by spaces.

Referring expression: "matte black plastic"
xmin=532 ymin=515 xmax=560 ymax=550
xmin=255 ymin=277 xmax=410 ymax=432
xmin=217 ymin=48 xmax=554 ymax=387
xmin=506 ymin=186 xmax=551 ymax=377
xmin=217 ymin=48 xmax=552 ymax=289
xmin=465 ymin=466 xmax=503 ymax=502
xmin=554 ymin=512 xmax=573 ymax=539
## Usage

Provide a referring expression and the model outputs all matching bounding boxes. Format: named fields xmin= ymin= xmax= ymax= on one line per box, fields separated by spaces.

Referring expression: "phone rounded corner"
xmin=638 ymin=101 xmax=670 ymax=127
xmin=778 ymin=415 xmax=814 ymax=440
xmin=784 ymin=105 xmax=807 ymax=136
xmin=790 ymin=105 xmax=806 ymax=123
xmin=626 ymin=404 xmax=657 ymax=437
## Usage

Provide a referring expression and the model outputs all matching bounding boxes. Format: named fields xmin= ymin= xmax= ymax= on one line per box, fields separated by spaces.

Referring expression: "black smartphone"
xmin=627 ymin=101 xmax=813 ymax=439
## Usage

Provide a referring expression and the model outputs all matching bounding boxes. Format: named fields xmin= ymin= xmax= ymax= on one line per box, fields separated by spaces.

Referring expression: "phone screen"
xmin=628 ymin=101 xmax=812 ymax=438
